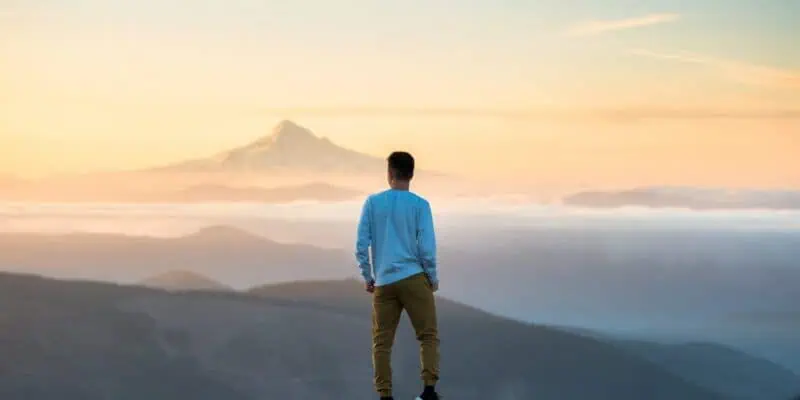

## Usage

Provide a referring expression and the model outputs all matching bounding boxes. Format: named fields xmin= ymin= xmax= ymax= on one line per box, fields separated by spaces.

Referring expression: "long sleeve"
xmin=355 ymin=197 xmax=373 ymax=282
xmin=417 ymin=200 xmax=438 ymax=284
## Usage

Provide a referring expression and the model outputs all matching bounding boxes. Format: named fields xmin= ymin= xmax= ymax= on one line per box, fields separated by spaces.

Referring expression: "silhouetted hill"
xmin=0 ymin=272 xmax=724 ymax=400
xmin=554 ymin=323 xmax=800 ymax=398
xmin=255 ymin=281 xmax=800 ymax=399
xmin=248 ymin=280 xmax=731 ymax=399
xmin=140 ymin=270 xmax=233 ymax=292
xmin=564 ymin=187 xmax=800 ymax=210
xmin=0 ymin=226 xmax=352 ymax=288
xmin=612 ymin=341 xmax=800 ymax=400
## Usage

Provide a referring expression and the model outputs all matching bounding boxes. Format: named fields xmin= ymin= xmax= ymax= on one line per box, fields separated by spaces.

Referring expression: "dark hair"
xmin=387 ymin=151 xmax=415 ymax=181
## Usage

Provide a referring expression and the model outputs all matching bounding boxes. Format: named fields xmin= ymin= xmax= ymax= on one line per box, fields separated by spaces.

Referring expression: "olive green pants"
xmin=372 ymin=272 xmax=440 ymax=397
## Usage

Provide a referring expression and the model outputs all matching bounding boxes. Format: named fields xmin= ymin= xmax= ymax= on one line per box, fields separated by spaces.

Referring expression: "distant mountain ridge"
xmin=140 ymin=270 xmax=233 ymax=292
xmin=0 ymin=226 xmax=353 ymax=288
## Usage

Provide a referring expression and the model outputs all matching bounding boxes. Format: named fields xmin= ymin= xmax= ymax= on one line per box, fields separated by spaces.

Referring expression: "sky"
xmin=1 ymin=0 xmax=798 ymax=187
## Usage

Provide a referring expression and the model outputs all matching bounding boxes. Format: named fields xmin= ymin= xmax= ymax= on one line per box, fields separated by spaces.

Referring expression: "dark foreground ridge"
xmin=0 ymin=272 xmax=789 ymax=400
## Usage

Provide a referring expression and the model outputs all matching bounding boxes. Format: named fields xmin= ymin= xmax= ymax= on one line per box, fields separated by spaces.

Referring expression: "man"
xmin=356 ymin=151 xmax=441 ymax=400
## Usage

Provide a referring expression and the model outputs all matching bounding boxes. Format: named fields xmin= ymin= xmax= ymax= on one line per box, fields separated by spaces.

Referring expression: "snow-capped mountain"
xmin=158 ymin=120 xmax=383 ymax=174
xmin=0 ymin=120 xmax=465 ymax=202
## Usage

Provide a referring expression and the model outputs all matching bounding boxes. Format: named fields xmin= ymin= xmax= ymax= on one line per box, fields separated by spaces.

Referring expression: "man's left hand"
xmin=365 ymin=280 xmax=376 ymax=293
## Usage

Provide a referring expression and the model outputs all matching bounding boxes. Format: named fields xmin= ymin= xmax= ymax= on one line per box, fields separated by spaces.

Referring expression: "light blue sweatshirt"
xmin=356 ymin=189 xmax=438 ymax=287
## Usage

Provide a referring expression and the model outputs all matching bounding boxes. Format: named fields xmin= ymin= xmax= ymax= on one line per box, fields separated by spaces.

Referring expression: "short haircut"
xmin=387 ymin=151 xmax=415 ymax=181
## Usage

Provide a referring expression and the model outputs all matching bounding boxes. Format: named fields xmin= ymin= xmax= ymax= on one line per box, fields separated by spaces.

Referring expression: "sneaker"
xmin=415 ymin=389 xmax=440 ymax=400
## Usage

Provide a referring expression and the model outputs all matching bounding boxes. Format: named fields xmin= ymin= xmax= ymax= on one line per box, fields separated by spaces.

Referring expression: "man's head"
xmin=387 ymin=151 xmax=415 ymax=186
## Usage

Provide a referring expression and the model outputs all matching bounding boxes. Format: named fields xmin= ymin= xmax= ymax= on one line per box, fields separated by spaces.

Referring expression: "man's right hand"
xmin=365 ymin=280 xmax=375 ymax=293
xmin=425 ymin=275 xmax=438 ymax=293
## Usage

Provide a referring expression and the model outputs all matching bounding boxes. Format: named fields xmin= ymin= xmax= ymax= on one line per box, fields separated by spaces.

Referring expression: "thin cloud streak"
xmin=255 ymin=106 xmax=800 ymax=121
xmin=567 ymin=13 xmax=680 ymax=37
xmin=631 ymin=49 xmax=800 ymax=90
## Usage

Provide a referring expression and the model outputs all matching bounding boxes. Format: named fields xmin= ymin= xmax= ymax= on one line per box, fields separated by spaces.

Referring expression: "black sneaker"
xmin=415 ymin=387 xmax=440 ymax=400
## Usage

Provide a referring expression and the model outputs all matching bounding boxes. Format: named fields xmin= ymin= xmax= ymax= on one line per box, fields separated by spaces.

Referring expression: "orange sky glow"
xmin=1 ymin=1 xmax=798 ymax=188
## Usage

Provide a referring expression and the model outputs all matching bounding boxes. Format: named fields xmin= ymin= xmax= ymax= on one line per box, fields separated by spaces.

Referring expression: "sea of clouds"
xmin=1 ymin=199 xmax=798 ymax=240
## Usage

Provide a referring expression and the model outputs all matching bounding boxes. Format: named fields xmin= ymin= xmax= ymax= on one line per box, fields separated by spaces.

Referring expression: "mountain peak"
xmin=271 ymin=120 xmax=318 ymax=142
xmin=273 ymin=119 xmax=304 ymax=133
xmin=244 ymin=120 xmax=319 ymax=149
xmin=161 ymin=119 xmax=384 ymax=173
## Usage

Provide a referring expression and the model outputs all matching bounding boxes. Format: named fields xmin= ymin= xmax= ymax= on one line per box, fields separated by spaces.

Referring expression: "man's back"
xmin=356 ymin=189 xmax=437 ymax=287
xmin=356 ymin=151 xmax=441 ymax=400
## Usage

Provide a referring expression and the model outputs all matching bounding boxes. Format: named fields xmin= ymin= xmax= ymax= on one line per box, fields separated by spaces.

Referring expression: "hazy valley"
xmin=2 ymin=199 xmax=800 ymax=399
